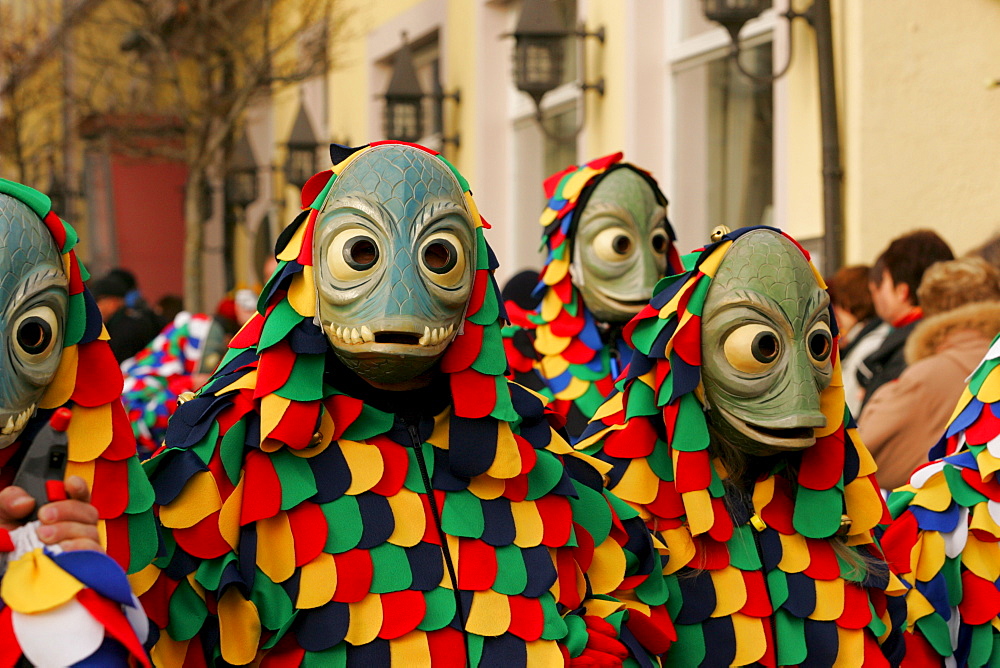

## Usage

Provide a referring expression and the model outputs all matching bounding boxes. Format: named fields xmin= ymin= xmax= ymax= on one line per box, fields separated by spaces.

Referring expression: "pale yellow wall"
xmin=841 ymin=0 xmax=1000 ymax=263
xmin=581 ymin=0 xmax=627 ymax=158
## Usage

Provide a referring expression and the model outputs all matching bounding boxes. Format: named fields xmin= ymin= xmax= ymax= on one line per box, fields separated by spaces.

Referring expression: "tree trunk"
xmin=183 ymin=171 xmax=205 ymax=312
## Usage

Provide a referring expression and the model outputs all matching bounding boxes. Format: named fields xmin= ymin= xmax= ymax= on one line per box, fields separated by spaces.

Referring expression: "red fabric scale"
xmin=254 ymin=343 xmax=297 ymax=399
xmin=370 ymin=437 xmax=408 ymax=496
xmin=268 ymin=400 xmax=321 ymax=449
xmin=300 ymin=171 xmax=333 ymax=209
xmin=207 ymin=451 xmax=236 ymax=500
xmin=427 ymin=627 xmax=468 ymax=667
xmin=230 ymin=314 xmax=265 ymax=349
xmin=450 ymin=369 xmax=496 ymax=419
xmin=90 ymin=458 xmax=129 ymax=520
xmin=324 ymin=394 xmax=364 ymax=441
xmin=625 ymin=608 xmax=674 ymax=656
xmin=548 ymin=309 xmax=585 ymax=339
xmin=287 ymin=503 xmax=327 ymax=567
xmin=0 ymin=607 xmax=22 ymax=668
xmin=964 ymin=403 xmax=1000 ymax=446
xmin=331 ymin=550 xmax=373 ymax=602
xmin=671 ymin=316 xmax=702 ymax=367
xmin=880 ymin=512 xmax=918 ymax=576
xmin=706 ymin=497 xmax=734 ymax=543
xmin=441 ymin=323 xmax=483 ymax=373
xmin=465 ymin=269 xmax=488 ymax=319
xmin=104 ymin=405 xmax=143 ymax=460
xmin=503 ymin=473 xmax=529 ymax=502
xmin=508 ymin=595 xmax=545 ymax=641
xmin=457 ymin=539 xmax=497 ymax=590
xmin=139 ymin=571 xmax=181 ymax=630
xmin=241 ymin=450 xmax=283 ymax=525
xmin=420 ymin=493 xmax=445 ymax=545
xmin=295 ymin=213 xmax=317 ymax=266
xmin=958 ymin=571 xmax=1000 ymax=625
xmin=690 ymin=537 xmax=730 ymax=570
xmin=562 ymin=338 xmax=598 ymax=364
xmin=646 ymin=479 xmax=685 ymax=521
xmin=901 ymin=631 xmax=942 ymax=667
xmin=514 ymin=434 xmax=537 ymax=475
xmin=759 ymin=480 xmax=796 ymax=535
xmin=799 ymin=430 xmax=846 ymax=490
xmin=803 ymin=538 xmax=841 ymax=580
xmin=740 ymin=571 xmax=773 ymax=617
xmin=673 ymin=450 xmax=711 ymax=494
xmin=174 ymin=512 xmax=231 ymax=559
xmin=572 ymin=521 xmax=595 ymax=572
xmin=66 ymin=249 xmax=84 ymax=295
xmin=839 ymin=582 xmax=874 ymax=629
xmin=538 ymin=496 xmax=573 ymax=547
xmin=71 ymin=341 xmax=123 ymax=407
xmin=43 ymin=211 xmax=67 ymax=249
xmin=552 ymin=277 xmax=573 ymax=305
xmin=603 ymin=419 xmax=657 ymax=458
xmin=76 ymin=588 xmax=151 ymax=667
xmin=556 ymin=548 xmax=583 ymax=610
xmin=378 ymin=590 xmax=426 ymax=639
xmin=103 ymin=513 xmax=130 ymax=569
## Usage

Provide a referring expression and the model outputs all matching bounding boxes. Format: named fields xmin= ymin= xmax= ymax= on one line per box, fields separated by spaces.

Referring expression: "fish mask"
xmin=314 ymin=144 xmax=476 ymax=385
xmin=0 ymin=195 xmax=68 ymax=448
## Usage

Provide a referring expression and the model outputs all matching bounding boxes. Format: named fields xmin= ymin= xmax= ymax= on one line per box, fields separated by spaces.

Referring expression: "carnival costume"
xmin=881 ymin=333 xmax=1000 ymax=666
xmin=122 ymin=312 xmax=230 ymax=458
xmin=578 ymin=227 xmax=906 ymax=666
xmin=504 ymin=153 xmax=682 ymax=438
xmin=0 ymin=179 xmax=155 ymax=666
xmin=132 ymin=142 xmax=673 ymax=666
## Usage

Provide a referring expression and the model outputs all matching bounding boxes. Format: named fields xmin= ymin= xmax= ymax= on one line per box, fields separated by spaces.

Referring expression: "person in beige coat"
xmin=858 ymin=257 xmax=1000 ymax=491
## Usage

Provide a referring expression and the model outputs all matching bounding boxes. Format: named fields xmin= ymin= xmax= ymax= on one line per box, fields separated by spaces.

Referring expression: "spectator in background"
xmin=155 ymin=294 xmax=184 ymax=327
xmin=858 ymin=257 xmax=1000 ymax=490
xmin=89 ymin=268 xmax=160 ymax=362
xmin=827 ymin=265 xmax=890 ymax=416
xmin=857 ymin=230 xmax=954 ymax=409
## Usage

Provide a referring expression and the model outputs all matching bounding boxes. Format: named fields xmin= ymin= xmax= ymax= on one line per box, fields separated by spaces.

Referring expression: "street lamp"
xmin=284 ymin=102 xmax=320 ymax=189
xmin=382 ymin=33 xmax=460 ymax=147
xmin=226 ymin=131 xmax=258 ymax=209
xmin=508 ymin=0 xmax=604 ymax=141
xmin=701 ymin=0 xmax=844 ymax=273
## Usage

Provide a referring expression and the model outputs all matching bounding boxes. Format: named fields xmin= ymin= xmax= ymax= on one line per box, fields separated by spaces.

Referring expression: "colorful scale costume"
xmin=882 ymin=334 xmax=1000 ymax=666
xmin=132 ymin=142 xmax=673 ymax=666
xmin=0 ymin=179 xmax=156 ymax=666
xmin=577 ymin=227 xmax=906 ymax=666
xmin=122 ymin=312 xmax=229 ymax=458
xmin=503 ymin=153 xmax=683 ymax=438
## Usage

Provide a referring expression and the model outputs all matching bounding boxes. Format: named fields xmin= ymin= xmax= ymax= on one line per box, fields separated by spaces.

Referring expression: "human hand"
xmin=0 ymin=476 xmax=101 ymax=552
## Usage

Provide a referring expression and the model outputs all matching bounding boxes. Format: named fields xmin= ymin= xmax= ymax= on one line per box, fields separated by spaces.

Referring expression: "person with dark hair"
xmin=859 ymin=257 xmax=1000 ymax=490
xmin=89 ymin=268 xmax=161 ymax=362
xmin=857 ymin=229 xmax=954 ymax=408
xmin=827 ymin=265 xmax=889 ymax=415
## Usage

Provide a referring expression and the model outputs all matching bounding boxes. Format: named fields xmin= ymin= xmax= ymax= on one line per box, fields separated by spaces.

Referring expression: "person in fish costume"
xmin=880 ymin=334 xmax=1000 ymax=666
xmin=503 ymin=153 xmax=683 ymax=439
xmin=122 ymin=312 xmax=233 ymax=458
xmin=577 ymin=226 xmax=907 ymax=666
xmin=133 ymin=141 xmax=674 ymax=666
xmin=0 ymin=179 xmax=156 ymax=665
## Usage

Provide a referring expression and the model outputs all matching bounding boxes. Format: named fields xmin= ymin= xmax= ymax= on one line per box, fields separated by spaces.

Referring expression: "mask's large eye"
xmin=592 ymin=227 xmax=636 ymax=263
xmin=327 ymin=229 xmax=382 ymax=281
xmin=723 ymin=323 xmax=782 ymax=374
xmin=651 ymin=228 xmax=669 ymax=255
xmin=13 ymin=306 xmax=59 ymax=362
xmin=420 ymin=232 xmax=467 ymax=288
xmin=807 ymin=321 xmax=833 ymax=365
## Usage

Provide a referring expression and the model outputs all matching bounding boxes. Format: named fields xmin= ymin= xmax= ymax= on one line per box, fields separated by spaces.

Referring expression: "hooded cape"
xmin=577 ymin=226 xmax=906 ymax=667
xmin=504 ymin=152 xmax=683 ymax=439
xmin=882 ymin=333 xmax=1000 ymax=666
xmin=0 ymin=179 xmax=155 ymax=666
xmin=132 ymin=142 xmax=673 ymax=666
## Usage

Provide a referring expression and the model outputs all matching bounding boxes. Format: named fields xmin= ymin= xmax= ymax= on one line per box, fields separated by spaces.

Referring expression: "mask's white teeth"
xmin=3 ymin=417 xmax=13 ymax=435
xmin=435 ymin=327 xmax=445 ymax=345
xmin=446 ymin=324 xmax=455 ymax=339
xmin=348 ymin=328 xmax=358 ymax=344
xmin=336 ymin=326 xmax=344 ymax=341
xmin=419 ymin=326 xmax=431 ymax=346
xmin=360 ymin=326 xmax=374 ymax=343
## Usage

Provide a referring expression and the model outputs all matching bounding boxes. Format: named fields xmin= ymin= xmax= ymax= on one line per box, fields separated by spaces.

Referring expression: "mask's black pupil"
xmin=344 ymin=237 xmax=378 ymax=270
xmin=424 ymin=240 xmax=457 ymax=274
xmin=810 ymin=331 xmax=832 ymax=360
xmin=17 ymin=317 xmax=52 ymax=355
xmin=751 ymin=331 xmax=779 ymax=363
xmin=612 ymin=235 xmax=631 ymax=255
xmin=651 ymin=233 xmax=666 ymax=253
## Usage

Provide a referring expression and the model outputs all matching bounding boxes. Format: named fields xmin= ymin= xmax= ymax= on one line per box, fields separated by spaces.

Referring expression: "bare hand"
xmin=0 ymin=476 xmax=102 ymax=552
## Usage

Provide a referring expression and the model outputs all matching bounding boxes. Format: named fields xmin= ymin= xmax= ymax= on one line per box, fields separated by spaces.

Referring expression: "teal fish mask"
xmin=571 ymin=167 xmax=672 ymax=323
xmin=314 ymin=144 xmax=476 ymax=385
xmin=0 ymin=194 xmax=68 ymax=448
xmin=700 ymin=229 xmax=834 ymax=456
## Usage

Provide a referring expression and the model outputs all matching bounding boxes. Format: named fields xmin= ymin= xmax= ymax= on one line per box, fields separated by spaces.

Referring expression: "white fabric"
xmin=12 ymin=597 xmax=105 ymax=668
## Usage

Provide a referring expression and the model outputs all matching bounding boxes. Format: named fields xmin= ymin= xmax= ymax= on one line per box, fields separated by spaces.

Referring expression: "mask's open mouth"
xmin=325 ymin=323 xmax=456 ymax=352
xmin=375 ymin=332 xmax=420 ymax=345
xmin=0 ymin=403 xmax=36 ymax=448
xmin=715 ymin=404 xmax=818 ymax=451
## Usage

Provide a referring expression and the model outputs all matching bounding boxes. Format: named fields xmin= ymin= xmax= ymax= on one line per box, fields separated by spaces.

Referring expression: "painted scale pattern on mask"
xmin=576 ymin=227 xmax=906 ymax=666
xmin=0 ymin=179 xmax=156 ymax=666
xmin=882 ymin=334 xmax=1000 ymax=666
xmin=130 ymin=142 xmax=675 ymax=666
xmin=502 ymin=153 xmax=683 ymax=438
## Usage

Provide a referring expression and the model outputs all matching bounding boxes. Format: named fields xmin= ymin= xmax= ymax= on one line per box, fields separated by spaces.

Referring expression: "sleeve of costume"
xmin=881 ymin=338 xmax=1000 ymax=667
